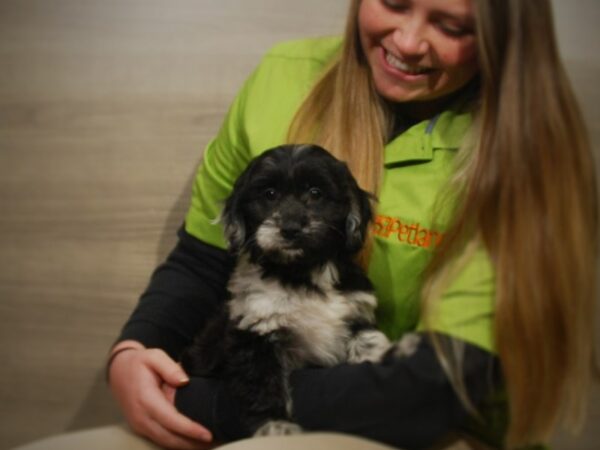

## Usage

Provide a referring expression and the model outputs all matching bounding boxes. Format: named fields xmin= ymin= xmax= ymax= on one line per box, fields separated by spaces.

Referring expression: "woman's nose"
xmin=392 ymin=21 xmax=429 ymax=57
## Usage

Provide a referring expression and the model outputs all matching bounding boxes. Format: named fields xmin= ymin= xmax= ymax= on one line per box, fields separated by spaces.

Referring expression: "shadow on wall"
xmin=67 ymin=372 xmax=123 ymax=431
xmin=66 ymin=165 xmax=200 ymax=432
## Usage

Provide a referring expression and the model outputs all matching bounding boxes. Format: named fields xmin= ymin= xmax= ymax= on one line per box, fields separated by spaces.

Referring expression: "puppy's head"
xmin=221 ymin=144 xmax=373 ymax=265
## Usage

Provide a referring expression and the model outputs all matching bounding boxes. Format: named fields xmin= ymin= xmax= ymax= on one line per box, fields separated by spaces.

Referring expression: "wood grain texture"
xmin=0 ymin=0 xmax=598 ymax=448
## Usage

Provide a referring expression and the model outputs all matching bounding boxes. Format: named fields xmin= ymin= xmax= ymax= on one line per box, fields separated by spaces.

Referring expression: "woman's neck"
xmin=386 ymin=77 xmax=480 ymax=122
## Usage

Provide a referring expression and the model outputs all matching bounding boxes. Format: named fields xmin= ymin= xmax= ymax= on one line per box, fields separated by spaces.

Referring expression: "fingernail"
xmin=201 ymin=431 xmax=213 ymax=442
xmin=179 ymin=376 xmax=190 ymax=385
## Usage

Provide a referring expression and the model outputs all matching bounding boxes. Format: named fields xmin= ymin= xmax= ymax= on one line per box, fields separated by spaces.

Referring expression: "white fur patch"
xmin=310 ymin=261 xmax=339 ymax=286
xmin=255 ymin=219 xmax=305 ymax=262
xmin=347 ymin=329 xmax=391 ymax=363
xmin=390 ymin=332 xmax=422 ymax=358
xmin=254 ymin=420 xmax=303 ymax=437
xmin=227 ymin=258 xmax=378 ymax=369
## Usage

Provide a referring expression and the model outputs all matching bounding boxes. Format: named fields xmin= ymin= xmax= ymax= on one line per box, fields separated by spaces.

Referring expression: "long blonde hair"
xmin=288 ymin=0 xmax=599 ymax=447
xmin=287 ymin=0 xmax=387 ymax=195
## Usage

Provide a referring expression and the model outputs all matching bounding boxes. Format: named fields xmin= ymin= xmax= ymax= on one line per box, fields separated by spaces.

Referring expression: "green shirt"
xmin=185 ymin=36 xmax=495 ymax=353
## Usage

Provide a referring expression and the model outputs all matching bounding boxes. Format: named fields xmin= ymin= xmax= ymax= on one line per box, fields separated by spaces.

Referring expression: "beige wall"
xmin=0 ymin=1 xmax=598 ymax=448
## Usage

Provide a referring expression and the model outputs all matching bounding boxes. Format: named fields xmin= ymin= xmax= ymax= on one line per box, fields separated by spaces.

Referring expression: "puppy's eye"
xmin=308 ymin=187 xmax=322 ymax=200
xmin=264 ymin=188 xmax=278 ymax=201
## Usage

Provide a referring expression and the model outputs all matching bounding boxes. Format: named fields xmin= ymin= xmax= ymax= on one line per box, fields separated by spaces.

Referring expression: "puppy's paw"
xmin=347 ymin=329 xmax=391 ymax=363
xmin=385 ymin=332 xmax=422 ymax=360
xmin=254 ymin=420 xmax=303 ymax=437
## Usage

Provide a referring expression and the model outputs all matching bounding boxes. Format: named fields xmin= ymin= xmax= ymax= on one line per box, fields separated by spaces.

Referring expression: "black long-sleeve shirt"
xmin=116 ymin=226 xmax=502 ymax=449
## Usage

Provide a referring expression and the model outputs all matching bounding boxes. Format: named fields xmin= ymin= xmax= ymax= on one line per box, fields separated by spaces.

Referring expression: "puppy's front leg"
xmin=225 ymin=328 xmax=302 ymax=436
xmin=381 ymin=332 xmax=422 ymax=361
xmin=347 ymin=324 xmax=391 ymax=363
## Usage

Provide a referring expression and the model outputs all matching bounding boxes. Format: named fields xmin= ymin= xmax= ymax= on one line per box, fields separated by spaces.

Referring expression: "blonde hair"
xmin=287 ymin=0 xmax=387 ymax=195
xmin=288 ymin=0 xmax=599 ymax=447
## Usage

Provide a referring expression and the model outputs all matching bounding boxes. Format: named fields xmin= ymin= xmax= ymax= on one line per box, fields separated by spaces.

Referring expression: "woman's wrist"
xmin=105 ymin=340 xmax=145 ymax=382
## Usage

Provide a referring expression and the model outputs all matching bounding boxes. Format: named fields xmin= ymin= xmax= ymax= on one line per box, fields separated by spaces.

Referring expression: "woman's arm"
xmin=115 ymin=226 xmax=234 ymax=358
xmin=108 ymin=227 xmax=234 ymax=449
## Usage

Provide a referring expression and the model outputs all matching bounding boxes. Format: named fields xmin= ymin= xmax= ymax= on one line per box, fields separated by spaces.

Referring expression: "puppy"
xmin=181 ymin=144 xmax=390 ymax=438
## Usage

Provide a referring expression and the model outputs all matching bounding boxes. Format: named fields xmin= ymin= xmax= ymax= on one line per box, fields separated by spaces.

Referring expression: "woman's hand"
xmin=108 ymin=340 xmax=214 ymax=449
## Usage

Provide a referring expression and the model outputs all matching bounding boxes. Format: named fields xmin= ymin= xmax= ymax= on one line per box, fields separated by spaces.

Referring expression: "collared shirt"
xmin=184 ymin=36 xmax=495 ymax=353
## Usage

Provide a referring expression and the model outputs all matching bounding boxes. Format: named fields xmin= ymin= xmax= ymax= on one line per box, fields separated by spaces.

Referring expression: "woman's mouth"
xmin=384 ymin=49 xmax=433 ymax=76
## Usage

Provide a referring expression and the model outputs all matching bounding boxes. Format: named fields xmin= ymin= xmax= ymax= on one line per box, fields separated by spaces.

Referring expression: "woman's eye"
xmin=382 ymin=0 xmax=409 ymax=12
xmin=264 ymin=188 xmax=278 ymax=201
xmin=437 ymin=21 xmax=472 ymax=38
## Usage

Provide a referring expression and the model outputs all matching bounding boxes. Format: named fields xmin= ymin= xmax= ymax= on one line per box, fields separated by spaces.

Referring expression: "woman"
xmin=108 ymin=0 xmax=598 ymax=449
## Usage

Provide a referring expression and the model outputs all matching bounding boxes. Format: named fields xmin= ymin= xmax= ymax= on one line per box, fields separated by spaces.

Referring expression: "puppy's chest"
xmin=227 ymin=263 xmax=373 ymax=365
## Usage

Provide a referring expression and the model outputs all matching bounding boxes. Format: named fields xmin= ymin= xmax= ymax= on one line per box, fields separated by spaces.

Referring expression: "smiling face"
xmin=358 ymin=0 xmax=479 ymax=108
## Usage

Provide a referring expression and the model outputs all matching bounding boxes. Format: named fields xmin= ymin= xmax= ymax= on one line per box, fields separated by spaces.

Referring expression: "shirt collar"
xmin=384 ymin=104 xmax=474 ymax=167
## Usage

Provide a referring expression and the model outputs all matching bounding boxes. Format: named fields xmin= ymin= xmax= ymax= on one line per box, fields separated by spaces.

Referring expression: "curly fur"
xmin=181 ymin=144 xmax=390 ymax=437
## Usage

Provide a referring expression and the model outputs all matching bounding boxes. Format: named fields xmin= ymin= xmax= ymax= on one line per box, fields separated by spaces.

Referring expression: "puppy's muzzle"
xmin=279 ymin=210 xmax=308 ymax=243
xmin=280 ymin=222 xmax=302 ymax=241
xmin=256 ymin=200 xmax=315 ymax=260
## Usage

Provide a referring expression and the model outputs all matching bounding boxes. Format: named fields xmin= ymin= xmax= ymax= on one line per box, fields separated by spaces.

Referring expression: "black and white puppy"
xmin=181 ymin=144 xmax=390 ymax=437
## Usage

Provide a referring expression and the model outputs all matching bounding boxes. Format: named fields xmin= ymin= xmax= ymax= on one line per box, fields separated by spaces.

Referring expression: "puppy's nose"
xmin=280 ymin=222 xmax=302 ymax=241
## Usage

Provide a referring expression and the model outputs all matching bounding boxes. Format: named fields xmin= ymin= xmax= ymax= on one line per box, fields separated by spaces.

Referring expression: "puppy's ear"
xmin=221 ymin=191 xmax=245 ymax=253
xmin=345 ymin=181 xmax=375 ymax=254
xmin=221 ymin=163 xmax=255 ymax=253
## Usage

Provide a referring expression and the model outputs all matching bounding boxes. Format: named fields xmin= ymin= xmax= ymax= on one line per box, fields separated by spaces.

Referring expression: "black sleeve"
xmin=175 ymin=334 xmax=501 ymax=449
xmin=115 ymin=226 xmax=235 ymax=359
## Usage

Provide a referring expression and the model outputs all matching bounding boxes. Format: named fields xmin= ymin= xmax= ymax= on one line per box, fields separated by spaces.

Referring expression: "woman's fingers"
xmin=108 ymin=345 xmax=214 ymax=449
xmin=145 ymin=348 xmax=191 ymax=387
xmin=141 ymin=378 xmax=213 ymax=442
xmin=162 ymin=382 xmax=177 ymax=404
